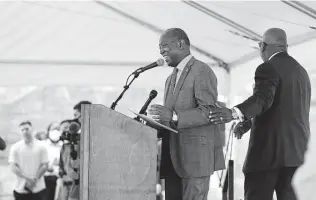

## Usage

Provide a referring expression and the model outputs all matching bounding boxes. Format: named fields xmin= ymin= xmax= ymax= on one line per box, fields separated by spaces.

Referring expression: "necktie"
xmin=165 ymin=68 xmax=178 ymax=109
xmin=170 ymin=68 xmax=178 ymax=92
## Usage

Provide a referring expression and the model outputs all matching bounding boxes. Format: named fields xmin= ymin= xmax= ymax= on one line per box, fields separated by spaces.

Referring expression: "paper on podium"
xmin=129 ymin=110 xmax=178 ymax=134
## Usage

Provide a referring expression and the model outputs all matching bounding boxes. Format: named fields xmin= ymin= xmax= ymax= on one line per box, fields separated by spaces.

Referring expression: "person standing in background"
xmin=9 ymin=121 xmax=48 ymax=200
xmin=45 ymin=122 xmax=63 ymax=200
xmin=59 ymin=101 xmax=91 ymax=200
xmin=68 ymin=101 xmax=92 ymax=200
xmin=0 ymin=136 xmax=6 ymax=150
xmin=59 ymin=120 xmax=75 ymax=200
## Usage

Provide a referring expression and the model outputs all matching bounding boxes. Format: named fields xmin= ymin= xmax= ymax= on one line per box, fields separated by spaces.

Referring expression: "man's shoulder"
xmin=255 ymin=62 xmax=277 ymax=74
xmin=10 ymin=140 xmax=22 ymax=152
xmin=34 ymin=140 xmax=49 ymax=151
xmin=191 ymin=58 xmax=214 ymax=74
xmin=268 ymin=52 xmax=299 ymax=69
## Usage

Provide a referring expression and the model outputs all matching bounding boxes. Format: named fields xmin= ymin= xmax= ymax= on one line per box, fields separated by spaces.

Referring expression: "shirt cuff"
xmin=172 ymin=111 xmax=178 ymax=121
xmin=232 ymin=107 xmax=244 ymax=122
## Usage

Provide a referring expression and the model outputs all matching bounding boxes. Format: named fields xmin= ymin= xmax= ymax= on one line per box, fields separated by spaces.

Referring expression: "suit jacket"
xmin=0 ymin=136 xmax=6 ymax=150
xmin=159 ymin=57 xmax=225 ymax=178
xmin=236 ymin=52 xmax=311 ymax=173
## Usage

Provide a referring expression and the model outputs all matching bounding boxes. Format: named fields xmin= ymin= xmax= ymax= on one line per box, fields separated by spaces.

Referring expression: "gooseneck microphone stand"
xmin=111 ymin=69 xmax=141 ymax=110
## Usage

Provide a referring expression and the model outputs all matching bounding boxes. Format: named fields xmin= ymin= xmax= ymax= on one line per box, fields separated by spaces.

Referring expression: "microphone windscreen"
xmin=149 ymin=90 xmax=158 ymax=99
xmin=156 ymin=58 xmax=164 ymax=66
xmin=69 ymin=122 xmax=80 ymax=134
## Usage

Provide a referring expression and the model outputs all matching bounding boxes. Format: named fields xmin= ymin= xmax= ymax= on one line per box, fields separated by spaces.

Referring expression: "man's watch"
xmin=170 ymin=111 xmax=178 ymax=128
xmin=231 ymin=108 xmax=239 ymax=120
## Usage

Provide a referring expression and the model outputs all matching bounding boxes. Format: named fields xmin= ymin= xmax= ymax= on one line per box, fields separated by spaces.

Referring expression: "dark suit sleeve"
xmin=0 ymin=136 xmax=6 ymax=150
xmin=236 ymin=62 xmax=280 ymax=120
xmin=176 ymin=67 xmax=218 ymax=129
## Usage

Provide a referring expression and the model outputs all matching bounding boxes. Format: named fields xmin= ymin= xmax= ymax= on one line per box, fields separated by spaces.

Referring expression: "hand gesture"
xmin=209 ymin=104 xmax=233 ymax=124
xmin=68 ymin=168 xmax=79 ymax=180
xmin=70 ymin=159 xmax=80 ymax=169
xmin=25 ymin=177 xmax=36 ymax=190
xmin=148 ymin=104 xmax=172 ymax=123
xmin=234 ymin=120 xmax=252 ymax=139
xmin=47 ymin=167 xmax=54 ymax=173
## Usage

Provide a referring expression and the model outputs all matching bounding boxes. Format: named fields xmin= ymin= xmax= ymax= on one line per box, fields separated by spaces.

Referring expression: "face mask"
xmin=49 ymin=130 xmax=61 ymax=142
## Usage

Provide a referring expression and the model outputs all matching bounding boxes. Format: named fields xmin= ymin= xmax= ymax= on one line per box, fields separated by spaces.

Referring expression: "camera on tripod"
xmin=59 ymin=130 xmax=80 ymax=144
xmin=60 ymin=121 xmax=81 ymax=161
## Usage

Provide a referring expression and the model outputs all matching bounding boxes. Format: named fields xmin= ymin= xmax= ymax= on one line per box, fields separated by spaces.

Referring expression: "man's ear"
xmin=261 ymin=42 xmax=267 ymax=52
xmin=178 ymin=40 xmax=185 ymax=49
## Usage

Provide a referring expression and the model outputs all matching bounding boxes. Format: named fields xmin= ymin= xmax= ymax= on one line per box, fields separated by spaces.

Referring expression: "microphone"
xmin=69 ymin=122 xmax=80 ymax=134
xmin=135 ymin=90 xmax=158 ymax=121
xmin=134 ymin=59 xmax=164 ymax=74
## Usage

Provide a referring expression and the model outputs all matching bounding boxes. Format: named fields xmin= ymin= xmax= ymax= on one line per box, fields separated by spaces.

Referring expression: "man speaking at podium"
xmin=149 ymin=28 xmax=225 ymax=200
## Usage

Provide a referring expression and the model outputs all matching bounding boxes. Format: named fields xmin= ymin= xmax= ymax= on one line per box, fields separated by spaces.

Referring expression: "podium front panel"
xmin=81 ymin=105 xmax=157 ymax=200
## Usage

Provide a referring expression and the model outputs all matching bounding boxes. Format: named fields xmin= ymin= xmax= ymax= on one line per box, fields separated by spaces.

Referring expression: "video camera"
xmin=60 ymin=120 xmax=81 ymax=160
xmin=59 ymin=119 xmax=81 ymax=144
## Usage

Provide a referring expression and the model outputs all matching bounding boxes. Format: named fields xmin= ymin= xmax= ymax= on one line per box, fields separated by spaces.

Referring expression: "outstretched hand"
xmin=233 ymin=120 xmax=252 ymax=139
xmin=209 ymin=103 xmax=233 ymax=124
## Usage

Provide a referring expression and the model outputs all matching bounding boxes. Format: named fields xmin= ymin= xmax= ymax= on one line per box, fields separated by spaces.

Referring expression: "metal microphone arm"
xmin=110 ymin=60 xmax=162 ymax=110
xmin=111 ymin=71 xmax=140 ymax=110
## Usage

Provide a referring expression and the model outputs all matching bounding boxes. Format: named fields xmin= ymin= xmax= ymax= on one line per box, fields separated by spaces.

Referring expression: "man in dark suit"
xmin=209 ymin=28 xmax=311 ymax=200
xmin=0 ymin=136 xmax=6 ymax=150
xmin=148 ymin=28 xmax=225 ymax=200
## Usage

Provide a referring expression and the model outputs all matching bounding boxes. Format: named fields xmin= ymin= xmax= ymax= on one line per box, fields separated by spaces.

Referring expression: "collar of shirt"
xmin=269 ymin=51 xmax=284 ymax=61
xmin=176 ymin=54 xmax=192 ymax=72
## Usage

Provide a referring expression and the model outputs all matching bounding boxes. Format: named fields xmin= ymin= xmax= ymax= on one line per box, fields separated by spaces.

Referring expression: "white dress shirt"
xmin=232 ymin=51 xmax=284 ymax=121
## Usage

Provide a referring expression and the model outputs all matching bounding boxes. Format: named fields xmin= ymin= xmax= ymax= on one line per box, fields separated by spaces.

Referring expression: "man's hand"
xmin=209 ymin=106 xmax=233 ymax=124
xmin=47 ymin=167 xmax=54 ymax=173
xmin=70 ymin=159 xmax=80 ymax=169
xmin=234 ymin=120 xmax=252 ymax=139
xmin=25 ymin=177 xmax=36 ymax=189
xmin=68 ymin=169 xmax=79 ymax=180
xmin=148 ymin=104 xmax=172 ymax=123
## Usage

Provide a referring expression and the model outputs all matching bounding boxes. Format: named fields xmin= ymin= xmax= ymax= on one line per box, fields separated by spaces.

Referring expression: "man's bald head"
xmin=259 ymin=28 xmax=288 ymax=62
xmin=263 ymin=28 xmax=287 ymax=46
xmin=162 ymin=28 xmax=190 ymax=46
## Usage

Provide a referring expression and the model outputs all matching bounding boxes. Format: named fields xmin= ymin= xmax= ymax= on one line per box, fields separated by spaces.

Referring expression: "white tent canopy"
xmin=0 ymin=1 xmax=315 ymax=199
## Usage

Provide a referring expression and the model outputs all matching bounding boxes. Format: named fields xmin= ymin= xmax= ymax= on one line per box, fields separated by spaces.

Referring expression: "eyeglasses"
xmin=258 ymin=41 xmax=266 ymax=48
xmin=258 ymin=41 xmax=288 ymax=48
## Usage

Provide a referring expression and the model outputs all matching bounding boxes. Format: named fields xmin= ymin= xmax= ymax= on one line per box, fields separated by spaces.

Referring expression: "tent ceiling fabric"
xmin=1 ymin=1 xmax=316 ymax=71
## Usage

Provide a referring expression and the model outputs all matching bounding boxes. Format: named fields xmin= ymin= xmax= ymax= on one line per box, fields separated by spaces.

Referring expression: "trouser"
xmin=68 ymin=183 xmax=80 ymax=200
xmin=13 ymin=189 xmax=46 ymax=200
xmin=162 ymin=150 xmax=210 ymax=200
xmin=61 ymin=181 xmax=72 ymax=200
xmin=244 ymin=167 xmax=298 ymax=200
xmin=161 ymin=135 xmax=210 ymax=200
xmin=45 ymin=175 xmax=58 ymax=200
xmin=164 ymin=169 xmax=210 ymax=200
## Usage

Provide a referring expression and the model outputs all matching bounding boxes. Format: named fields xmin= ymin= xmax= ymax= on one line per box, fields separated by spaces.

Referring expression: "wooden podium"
xmin=80 ymin=104 xmax=158 ymax=200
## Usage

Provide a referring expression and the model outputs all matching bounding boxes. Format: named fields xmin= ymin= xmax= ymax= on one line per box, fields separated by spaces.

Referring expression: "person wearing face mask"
xmin=44 ymin=122 xmax=63 ymax=200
